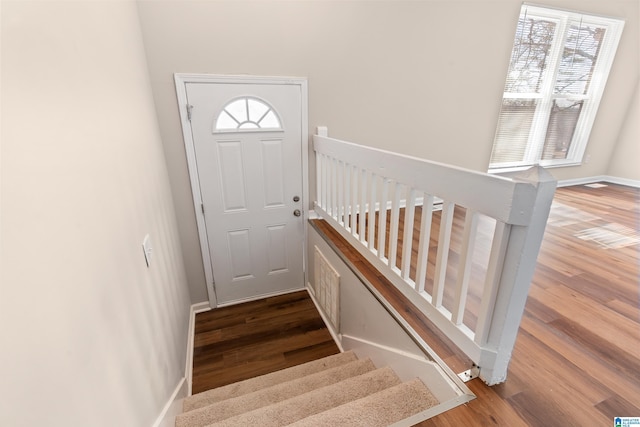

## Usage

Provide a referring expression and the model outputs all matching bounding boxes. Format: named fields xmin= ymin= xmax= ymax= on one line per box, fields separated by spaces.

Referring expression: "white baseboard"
xmin=600 ymin=175 xmax=640 ymax=188
xmin=557 ymin=175 xmax=640 ymax=188
xmin=186 ymin=301 xmax=211 ymax=396
xmin=152 ymin=377 xmax=187 ymax=427
xmin=153 ymin=299 xmax=210 ymax=427
xmin=215 ymin=287 xmax=306 ymax=309
xmin=556 ymin=175 xmax=608 ymax=187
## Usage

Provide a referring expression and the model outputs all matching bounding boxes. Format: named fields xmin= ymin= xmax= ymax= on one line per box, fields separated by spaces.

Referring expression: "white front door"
xmin=185 ymin=82 xmax=304 ymax=305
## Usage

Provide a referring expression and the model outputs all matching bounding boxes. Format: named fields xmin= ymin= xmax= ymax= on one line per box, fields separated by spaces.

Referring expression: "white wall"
xmin=137 ymin=0 xmax=639 ymax=303
xmin=607 ymin=79 xmax=640 ymax=181
xmin=0 ymin=1 xmax=191 ymax=426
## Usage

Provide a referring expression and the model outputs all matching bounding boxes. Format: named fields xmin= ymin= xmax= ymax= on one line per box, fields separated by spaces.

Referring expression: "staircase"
xmin=176 ymin=351 xmax=438 ymax=427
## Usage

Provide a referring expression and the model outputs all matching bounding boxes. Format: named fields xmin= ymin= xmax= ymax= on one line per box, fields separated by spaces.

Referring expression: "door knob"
xmin=293 ymin=209 xmax=301 ymax=217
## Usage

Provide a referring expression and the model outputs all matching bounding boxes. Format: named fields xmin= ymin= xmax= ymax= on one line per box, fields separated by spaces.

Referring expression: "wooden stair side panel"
xmin=183 ymin=350 xmax=357 ymax=412
xmin=206 ymin=367 xmax=402 ymax=427
xmin=175 ymin=358 xmax=376 ymax=427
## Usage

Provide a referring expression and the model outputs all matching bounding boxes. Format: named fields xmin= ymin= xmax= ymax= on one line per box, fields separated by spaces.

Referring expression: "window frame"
xmin=213 ymin=96 xmax=284 ymax=134
xmin=488 ymin=5 xmax=625 ymax=173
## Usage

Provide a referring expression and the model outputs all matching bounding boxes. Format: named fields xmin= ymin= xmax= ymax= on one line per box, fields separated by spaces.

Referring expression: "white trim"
xmin=489 ymin=160 xmax=583 ymax=174
xmin=174 ymin=74 xmax=309 ymax=308
xmin=152 ymin=299 xmax=212 ymax=427
xmin=215 ymin=287 xmax=306 ymax=308
xmin=151 ymin=377 xmax=187 ymax=427
xmin=186 ymin=301 xmax=210 ymax=396
xmin=306 ymin=283 xmax=345 ymax=352
xmin=556 ymin=175 xmax=640 ymax=188
xmin=192 ymin=302 xmax=212 ymax=314
xmin=556 ymin=175 xmax=608 ymax=187
xmin=340 ymin=334 xmax=472 ymax=404
xmin=174 ymin=75 xmax=216 ymax=307
xmin=300 ymin=80 xmax=310 ymax=292
xmin=602 ymin=176 xmax=640 ymax=188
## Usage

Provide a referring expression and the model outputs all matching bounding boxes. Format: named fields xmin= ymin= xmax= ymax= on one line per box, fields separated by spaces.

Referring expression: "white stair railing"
xmin=313 ymin=129 xmax=556 ymax=385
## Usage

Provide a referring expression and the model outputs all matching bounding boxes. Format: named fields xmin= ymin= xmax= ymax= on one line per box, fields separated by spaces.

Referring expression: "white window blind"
xmin=489 ymin=5 xmax=624 ymax=171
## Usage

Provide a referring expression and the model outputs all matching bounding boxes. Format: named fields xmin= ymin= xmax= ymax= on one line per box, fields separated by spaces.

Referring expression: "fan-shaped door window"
xmin=215 ymin=97 xmax=282 ymax=132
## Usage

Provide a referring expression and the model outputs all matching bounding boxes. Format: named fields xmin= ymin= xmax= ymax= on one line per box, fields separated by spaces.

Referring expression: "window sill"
xmin=488 ymin=161 xmax=582 ymax=175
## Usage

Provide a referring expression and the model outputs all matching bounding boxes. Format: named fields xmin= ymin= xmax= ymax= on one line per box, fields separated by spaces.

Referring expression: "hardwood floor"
xmin=191 ymin=183 xmax=639 ymax=426
xmin=191 ymin=290 xmax=339 ymax=394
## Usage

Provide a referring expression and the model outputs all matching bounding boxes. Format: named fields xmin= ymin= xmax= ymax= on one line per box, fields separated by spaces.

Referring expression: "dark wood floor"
xmin=192 ymin=183 xmax=639 ymax=426
xmin=191 ymin=290 xmax=339 ymax=394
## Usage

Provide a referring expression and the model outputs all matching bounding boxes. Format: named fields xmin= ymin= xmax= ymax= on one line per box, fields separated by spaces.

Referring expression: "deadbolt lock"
xmin=293 ymin=196 xmax=300 ymax=202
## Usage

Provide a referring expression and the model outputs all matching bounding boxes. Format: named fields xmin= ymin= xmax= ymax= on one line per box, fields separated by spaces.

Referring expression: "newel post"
xmin=480 ymin=166 xmax=556 ymax=385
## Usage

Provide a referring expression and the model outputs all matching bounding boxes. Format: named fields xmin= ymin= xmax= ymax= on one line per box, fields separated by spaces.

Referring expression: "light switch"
xmin=142 ymin=234 xmax=152 ymax=267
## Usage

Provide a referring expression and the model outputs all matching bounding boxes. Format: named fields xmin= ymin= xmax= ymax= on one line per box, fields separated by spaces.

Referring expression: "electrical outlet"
xmin=142 ymin=234 xmax=153 ymax=267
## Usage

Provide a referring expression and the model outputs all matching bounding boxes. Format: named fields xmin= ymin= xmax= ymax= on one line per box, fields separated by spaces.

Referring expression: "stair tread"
xmin=175 ymin=358 xmax=376 ymax=427
xmin=183 ymin=350 xmax=356 ymax=412
xmin=289 ymin=378 xmax=439 ymax=427
xmin=205 ymin=366 xmax=401 ymax=427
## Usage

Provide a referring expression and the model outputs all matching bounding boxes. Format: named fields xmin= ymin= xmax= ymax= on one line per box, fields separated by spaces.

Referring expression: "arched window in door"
xmin=214 ymin=97 xmax=282 ymax=131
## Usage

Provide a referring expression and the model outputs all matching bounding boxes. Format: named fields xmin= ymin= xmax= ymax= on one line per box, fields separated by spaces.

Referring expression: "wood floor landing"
xmin=191 ymin=291 xmax=339 ymax=394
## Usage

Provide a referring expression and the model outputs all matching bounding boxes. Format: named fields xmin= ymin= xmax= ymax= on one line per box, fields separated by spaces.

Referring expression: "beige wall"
xmin=607 ymin=78 xmax=640 ymax=181
xmin=137 ymin=0 xmax=639 ymax=303
xmin=1 ymin=1 xmax=191 ymax=425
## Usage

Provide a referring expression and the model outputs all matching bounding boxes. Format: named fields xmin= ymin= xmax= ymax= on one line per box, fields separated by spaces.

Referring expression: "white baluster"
xmin=415 ymin=194 xmax=434 ymax=293
xmin=316 ymin=151 xmax=322 ymax=210
xmin=474 ymin=221 xmax=510 ymax=346
xmin=350 ymin=165 xmax=358 ymax=237
xmin=451 ymin=209 xmax=479 ymax=326
xmin=401 ymin=188 xmax=417 ymax=282
xmin=359 ymin=169 xmax=367 ymax=244
xmin=432 ymin=201 xmax=455 ymax=309
xmin=337 ymin=161 xmax=342 ymax=222
xmin=388 ymin=182 xmax=402 ymax=271
xmin=321 ymin=154 xmax=328 ymax=213
xmin=377 ymin=178 xmax=389 ymax=262
xmin=330 ymin=157 xmax=337 ymax=219
xmin=368 ymin=172 xmax=377 ymax=252
xmin=344 ymin=163 xmax=351 ymax=230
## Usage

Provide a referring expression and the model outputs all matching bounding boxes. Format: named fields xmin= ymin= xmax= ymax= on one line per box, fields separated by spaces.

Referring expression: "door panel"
xmin=266 ymin=224 xmax=288 ymax=273
xmin=186 ymin=82 xmax=304 ymax=304
xmin=227 ymin=229 xmax=253 ymax=280
xmin=261 ymin=139 xmax=286 ymax=207
xmin=217 ymin=140 xmax=248 ymax=211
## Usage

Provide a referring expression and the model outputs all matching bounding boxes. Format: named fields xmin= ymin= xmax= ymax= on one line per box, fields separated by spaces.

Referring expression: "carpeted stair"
xmin=177 ymin=351 xmax=439 ymax=427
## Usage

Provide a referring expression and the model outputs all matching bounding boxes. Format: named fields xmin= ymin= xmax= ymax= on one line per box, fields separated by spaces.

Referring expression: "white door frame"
xmin=174 ymin=74 xmax=309 ymax=308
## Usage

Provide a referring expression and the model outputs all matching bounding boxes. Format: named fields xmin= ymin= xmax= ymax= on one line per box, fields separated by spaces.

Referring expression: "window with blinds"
xmin=488 ymin=5 xmax=624 ymax=171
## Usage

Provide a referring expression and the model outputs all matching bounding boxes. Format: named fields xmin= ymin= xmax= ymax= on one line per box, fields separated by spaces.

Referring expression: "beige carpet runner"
xmin=177 ymin=351 xmax=439 ymax=427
